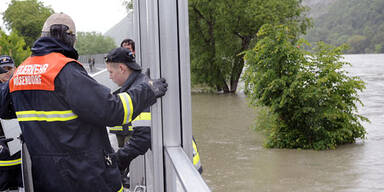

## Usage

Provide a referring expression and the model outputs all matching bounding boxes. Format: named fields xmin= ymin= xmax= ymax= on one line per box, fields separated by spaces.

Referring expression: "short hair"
xmin=120 ymin=39 xmax=135 ymax=51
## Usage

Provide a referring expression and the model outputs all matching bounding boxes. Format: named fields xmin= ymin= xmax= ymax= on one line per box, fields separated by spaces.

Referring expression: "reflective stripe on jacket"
xmin=0 ymin=148 xmax=22 ymax=190
xmin=0 ymin=158 xmax=21 ymax=167
xmin=109 ymin=72 xmax=151 ymax=136
xmin=110 ymin=111 xmax=151 ymax=134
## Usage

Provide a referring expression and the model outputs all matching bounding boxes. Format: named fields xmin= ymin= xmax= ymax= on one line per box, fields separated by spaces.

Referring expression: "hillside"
xmin=302 ymin=0 xmax=334 ymax=19
xmin=303 ymin=0 xmax=384 ymax=53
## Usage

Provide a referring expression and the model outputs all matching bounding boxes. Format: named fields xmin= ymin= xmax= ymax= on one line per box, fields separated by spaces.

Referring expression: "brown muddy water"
xmin=192 ymin=54 xmax=384 ymax=192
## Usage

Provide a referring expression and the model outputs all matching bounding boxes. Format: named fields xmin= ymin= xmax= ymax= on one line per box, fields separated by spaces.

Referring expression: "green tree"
xmin=244 ymin=24 xmax=368 ymax=150
xmin=189 ymin=0 xmax=310 ymax=93
xmin=0 ymin=29 xmax=30 ymax=66
xmin=2 ymin=0 xmax=53 ymax=48
xmin=75 ymin=32 xmax=116 ymax=55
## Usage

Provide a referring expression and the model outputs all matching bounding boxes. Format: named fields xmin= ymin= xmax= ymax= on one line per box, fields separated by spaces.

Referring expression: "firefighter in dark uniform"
xmin=106 ymin=47 xmax=146 ymax=151
xmin=0 ymin=13 xmax=167 ymax=192
xmin=0 ymin=55 xmax=22 ymax=190
xmin=105 ymin=48 xmax=202 ymax=189
xmin=0 ymin=55 xmax=16 ymax=136
xmin=105 ymin=47 xmax=151 ymax=188
xmin=109 ymin=39 xmax=137 ymax=149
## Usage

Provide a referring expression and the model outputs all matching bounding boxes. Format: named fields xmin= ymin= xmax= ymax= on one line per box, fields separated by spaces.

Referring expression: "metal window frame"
xmin=133 ymin=0 xmax=211 ymax=191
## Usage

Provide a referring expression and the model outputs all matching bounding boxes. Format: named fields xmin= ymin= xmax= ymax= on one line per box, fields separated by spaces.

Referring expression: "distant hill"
xmin=302 ymin=0 xmax=334 ymax=19
xmin=303 ymin=0 xmax=384 ymax=54
xmin=104 ymin=11 xmax=135 ymax=47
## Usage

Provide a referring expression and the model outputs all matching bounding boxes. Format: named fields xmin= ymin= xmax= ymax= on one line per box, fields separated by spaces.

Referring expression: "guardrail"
xmin=166 ymin=147 xmax=211 ymax=192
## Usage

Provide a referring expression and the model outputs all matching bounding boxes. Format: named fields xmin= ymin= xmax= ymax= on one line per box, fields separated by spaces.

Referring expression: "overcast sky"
xmin=0 ymin=0 xmax=128 ymax=34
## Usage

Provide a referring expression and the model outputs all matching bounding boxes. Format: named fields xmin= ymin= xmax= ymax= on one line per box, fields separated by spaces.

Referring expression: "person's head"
xmin=41 ymin=13 xmax=76 ymax=48
xmin=105 ymin=47 xmax=141 ymax=86
xmin=0 ymin=55 xmax=15 ymax=83
xmin=120 ymin=39 xmax=135 ymax=53
xmin=0 ymin=55 xmax=15 ymax=72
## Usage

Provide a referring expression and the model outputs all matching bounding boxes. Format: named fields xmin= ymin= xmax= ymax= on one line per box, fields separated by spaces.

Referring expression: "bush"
xmin=0 ymin=30 xmax=30 ymax=66
xmin=243 ymin=24 xmax=368 ymax=150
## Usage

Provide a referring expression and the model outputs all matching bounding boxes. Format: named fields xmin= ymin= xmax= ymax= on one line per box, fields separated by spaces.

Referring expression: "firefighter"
xmin=106 ymin=47 xmax=143 ymax=150
xmin=105 ymin=48 xmax=202 ymax=189
xmin=109 ymin=40 xmax=137 ymax=149
xmin=0 ymin=55 xmax=22 ymax=190
xmin=105 ymin=47 xmax=151 ymax=188
xmin=0 ymin=13 xmax=167 ymax=192
xmin=0 ymin=55 xmax=15 ymax=84
xmin=0 ymin=55 xmax=16 ymax=136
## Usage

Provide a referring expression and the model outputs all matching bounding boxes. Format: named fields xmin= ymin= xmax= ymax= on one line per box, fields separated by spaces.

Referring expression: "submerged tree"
xmin=189 ymin=0 xmax=310 ymax=93
xmin=244 ymin=24 xmax=368 ymax=150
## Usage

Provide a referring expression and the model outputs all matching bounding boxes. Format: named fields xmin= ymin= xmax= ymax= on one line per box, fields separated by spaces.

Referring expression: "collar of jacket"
xmin=31 ymin=37 xmax=79 ymax=60
xmin=120 ymin=71 xmax=141 ymax=92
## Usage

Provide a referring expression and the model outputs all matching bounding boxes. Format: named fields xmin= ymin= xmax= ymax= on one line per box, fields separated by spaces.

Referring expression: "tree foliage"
xmin=0 ymin=29 xmax=30 ymax=66
xmin=244 ymin=24 xmax=368 ymax=150
xmin=122 ymin=0 xmax=133 ymax=11
xmin=304 ymin=0 xmax=384 ymax=53
xmin=189 ymin=0 xmax=310 ymax=93
xmin=75 ymin=32 xmax=116 ymax=55
xmin=2 ymin=0 xmax=53 ymax=48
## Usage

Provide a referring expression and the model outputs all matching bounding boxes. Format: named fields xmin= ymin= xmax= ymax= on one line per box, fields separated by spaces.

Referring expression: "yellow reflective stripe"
xmin=118 ymin=93 xmax=128 ymax=124
xmin=128 ymin=125 xmax=133 ymax=131
xmin=110 ymin=126 xmax=123 ymax=131
xmin=16 ymin=110 xmax=78 ymax=122
xmin=0 ymin=158 xmax=21 ymax=166
xmin=132 ymin=112 xmax=151 ymax=127
xmin=192 ymin=140 xmax=200 ymax=166
xmin=118 ymin=92 xmax=133 ymax=125
xmin=127 ymin=94 xmax=133 ymax=123
xmin=117 ymin=185 xmax=123 ymax=192
xmin=133 ymin=112 xmax=151 ymax=121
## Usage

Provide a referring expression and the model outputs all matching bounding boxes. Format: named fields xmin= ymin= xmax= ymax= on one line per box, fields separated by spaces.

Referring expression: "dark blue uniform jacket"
xmin=115 ymin=71 xmax=151 ymax=170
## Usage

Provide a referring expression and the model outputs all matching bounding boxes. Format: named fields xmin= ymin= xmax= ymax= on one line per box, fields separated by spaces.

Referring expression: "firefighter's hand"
xmin=115 ymin=152 xmax=128 ymax=172
xmin=147 ymin=78 xmax=168 ymax=98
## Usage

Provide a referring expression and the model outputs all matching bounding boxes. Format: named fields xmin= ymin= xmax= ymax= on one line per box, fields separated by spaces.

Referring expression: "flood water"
xmin=192 ymin=54 xmax=384 ymax=192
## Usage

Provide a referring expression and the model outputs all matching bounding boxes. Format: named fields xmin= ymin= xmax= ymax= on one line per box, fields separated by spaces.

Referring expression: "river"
xmin=192 ymin=54 xmax=384 ymax=192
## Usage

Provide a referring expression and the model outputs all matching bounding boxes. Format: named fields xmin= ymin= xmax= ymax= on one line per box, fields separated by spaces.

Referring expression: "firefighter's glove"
xmin=115 ymin=152 xmax=129 ymax=172
xmin=147 ymin=78 xmax=168 ymax=98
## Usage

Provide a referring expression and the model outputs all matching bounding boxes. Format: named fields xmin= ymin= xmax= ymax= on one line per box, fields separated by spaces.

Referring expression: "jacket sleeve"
xmin=0 ymin=82 xmax=16 ymax=119
xmin=116 ymin=107 xmax=152 ymax=170
xmin=116 ymin=126 xmax=151 ymax=170
xmin=55 ymin=62 xmax=157 ymax=127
